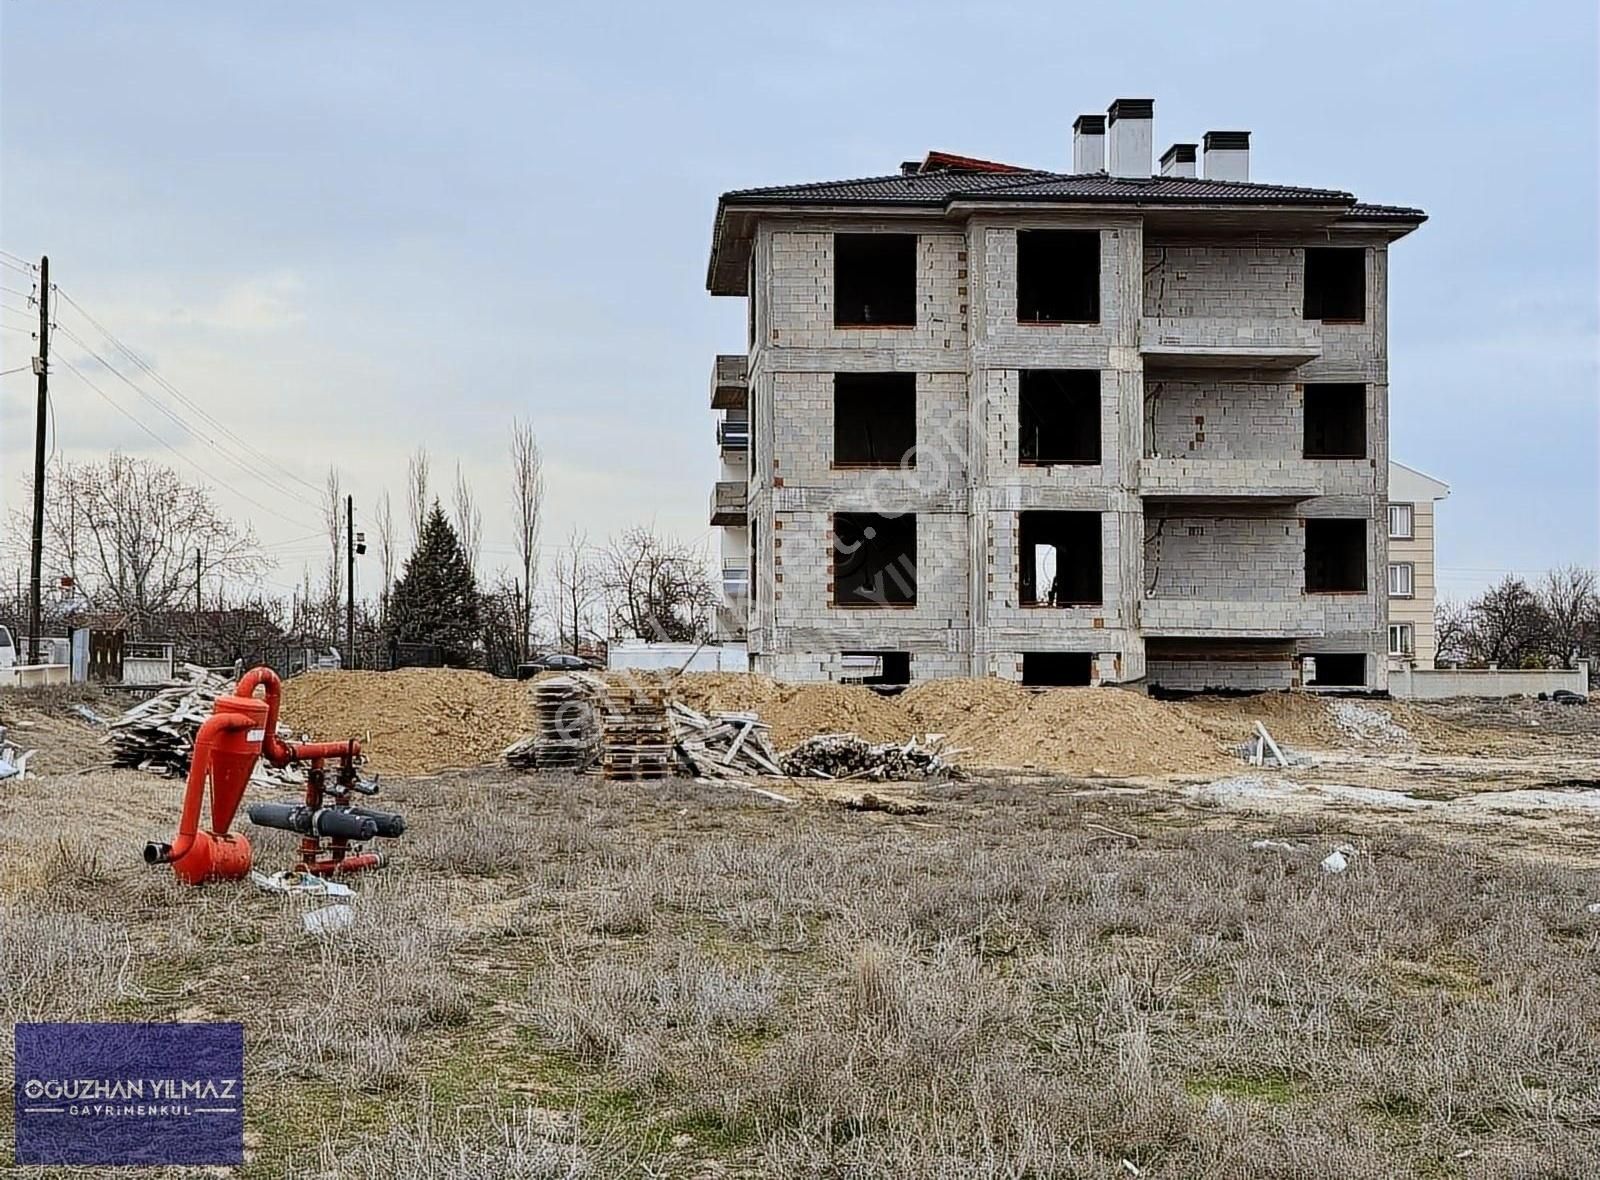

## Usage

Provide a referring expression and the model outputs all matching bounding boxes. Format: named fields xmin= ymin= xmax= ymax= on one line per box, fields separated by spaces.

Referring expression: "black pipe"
xmin=247 ymin=803 xmax=377 ymax=840
xmin=143 ymin=841 xmax=172 ymax=865
xmin=343 ymin=806 xmax=405 ymax=838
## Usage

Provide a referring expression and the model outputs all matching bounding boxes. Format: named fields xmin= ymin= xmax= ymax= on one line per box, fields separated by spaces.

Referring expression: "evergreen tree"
xmin=387 ymin=502 xmax=481 ymax=665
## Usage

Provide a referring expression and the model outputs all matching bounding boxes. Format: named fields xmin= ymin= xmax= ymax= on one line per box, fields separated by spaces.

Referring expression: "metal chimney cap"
xmin=1107 ymin=98 xmax=1154 ymax=122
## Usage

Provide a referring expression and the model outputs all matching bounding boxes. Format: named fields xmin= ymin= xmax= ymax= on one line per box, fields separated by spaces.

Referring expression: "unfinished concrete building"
xmin=706 ymin=99 xmax=1426 ymax=691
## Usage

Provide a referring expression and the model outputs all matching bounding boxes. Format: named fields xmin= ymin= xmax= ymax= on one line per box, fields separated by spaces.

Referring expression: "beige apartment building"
xmin=1386 ymin=461 xmax=1450 ymax=669
xmin=707 ymin=98 xmax=1426 ymax=691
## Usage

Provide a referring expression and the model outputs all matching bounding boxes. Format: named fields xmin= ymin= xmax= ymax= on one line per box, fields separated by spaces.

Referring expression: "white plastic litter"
xmin=1586 ymin=903 xmax=1600 ymax=915
xmin=302 ymin=905 xmax=356 ymax=935
xmin=1321 ymin=850 xmax=1349 ymax=874
xmin=251 ymin=870 xmax=354 ymax=898
xmin=1250 ymin=839 xmax=1307 ymax=854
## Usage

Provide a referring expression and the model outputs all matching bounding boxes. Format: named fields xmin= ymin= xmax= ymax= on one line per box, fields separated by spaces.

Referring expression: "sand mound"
xmin=903 ymin=679 xmax=1228 ymax=775
xmin=280 ymin=669 xmax=532 ymax=775
xmin=673 ymin=673 xmax=1228 ymax=776
xmin=669 ymin=673 xmax=907 ymax=749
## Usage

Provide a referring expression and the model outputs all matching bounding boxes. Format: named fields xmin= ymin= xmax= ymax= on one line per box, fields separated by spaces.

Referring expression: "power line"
xmin=52 ymin=284 xmax=327 ymax=501
xmin=53 ymin=321 xmax=323 ymax=512
xmin=55 ymin=355 xmax=321 ymax=532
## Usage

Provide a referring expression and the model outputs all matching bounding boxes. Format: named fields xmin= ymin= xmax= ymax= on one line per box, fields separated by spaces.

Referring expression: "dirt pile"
xmin=901 ymin=679 xmax=1228 ymax=775
xmin=280 ymin=669 xmax=532 ymax=775
xmin=672 ymin=673 xmax=1228 ymax=776
xmin=668 ymin=674 xmax=907 ymax=749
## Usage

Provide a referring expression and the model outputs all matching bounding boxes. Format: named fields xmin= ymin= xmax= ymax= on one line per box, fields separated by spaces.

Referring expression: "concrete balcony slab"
xmin=1141 ymin=317 xmax=1320 ymax=369
xmin=1139 ymin=457 xmax=1322 ymax=501
xmin=1140 ymin=597 xmax=1324 ymax=639
xmin=710 ymin=354 xmax=748 ymax=409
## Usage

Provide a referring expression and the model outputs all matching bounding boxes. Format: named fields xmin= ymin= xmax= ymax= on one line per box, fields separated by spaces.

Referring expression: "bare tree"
xmin=1537 ymin=566 xmax=1597 ymax=669
xmin=375 ymin=490 xmax=397 ymax=623
xmin=1433 ymin=599 xmax=1471 ymax=667
xmin=546 ymin=528 xmax=599 ymax=654
xmin=451 ymin=463 xmax=483 ymax=576
xmin=1467 ymin=577 xmax=1548 ymax=668
xmin=509 ymin=419 xmax=545 ymax=663
xmin=406 ymin=446 xmax=431 ymax=549
xmin=4 ymin=453 xmax=267 ymax=632
xmin=598 ymin=527 xmax=717 ymax=644
xmin=323 ymin=466 xmax=344 ymax=624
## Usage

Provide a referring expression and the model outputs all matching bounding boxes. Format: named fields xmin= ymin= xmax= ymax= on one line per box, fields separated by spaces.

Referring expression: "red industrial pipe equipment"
xmin=143 ymin=666 xmax=404 ymax=884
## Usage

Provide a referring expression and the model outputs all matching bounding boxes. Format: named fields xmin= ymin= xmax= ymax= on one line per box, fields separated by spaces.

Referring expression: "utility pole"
xmin=27 ymin=256 xmax=49 ymax=665
xmin=195 ymin=547 xmax=202 ymax=644
xmin=346 ymin=494 xmax=355 ymax=670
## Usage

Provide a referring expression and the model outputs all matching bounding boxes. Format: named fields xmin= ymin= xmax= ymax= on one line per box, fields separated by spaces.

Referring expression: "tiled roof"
xmin=708 ymin=158 xmax=1425 ymax=291
xmin=719 ymin=169 xmax=1417 ymax=210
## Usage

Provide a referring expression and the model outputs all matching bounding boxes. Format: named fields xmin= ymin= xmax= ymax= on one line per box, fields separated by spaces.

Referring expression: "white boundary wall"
xmin=1389 ymin=661 xmax=1588 ymax=700
xmin=607 ymin=643 xmax=749 ymax=674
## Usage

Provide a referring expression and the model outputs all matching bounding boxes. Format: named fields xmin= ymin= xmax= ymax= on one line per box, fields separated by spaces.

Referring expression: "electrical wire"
xmin=52 ymin=322 xmax=323 ymax=512
xmin=0 ymin=365 xmax=30 ymax=376
xmin=55 ymin=355 xmax=321 ymax=532
xmin=53 ymin=285 xmax=327 ymax=500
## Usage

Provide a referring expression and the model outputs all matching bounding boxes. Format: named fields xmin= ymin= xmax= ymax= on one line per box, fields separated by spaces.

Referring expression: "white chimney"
xmin=1203 ymin=131 xmax=1250 ymax=181
xmin=1107 ymin=99 xmax=1154 ymax=178
xmin=1159 ymin=143 xmax=1197 ymax=178
xmin=1072 ymin=114 xmax=1105 ymax=173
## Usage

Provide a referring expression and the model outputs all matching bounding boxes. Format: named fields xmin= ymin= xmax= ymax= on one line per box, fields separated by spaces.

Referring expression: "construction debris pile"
xmin=0 ymin=724 xmax=32 ymax=781
xmin=668 ymin=702 xmax=784 ymax=781
xmin=503 ymin=676 xmax=601 ymax=771
xmin=600 ymin=681 xmax=672 ymax=781
xmin=108 ymin=668 xmax=298 ymax=782
xmin=779 ymin=733 xmax=953 ymax=782
xmin=1329 ymin=700 xmax=1415 ymax=750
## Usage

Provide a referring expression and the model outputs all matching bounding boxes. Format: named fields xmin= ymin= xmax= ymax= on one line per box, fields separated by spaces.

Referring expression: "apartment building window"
xmin=1388 ymin=562 xmax=1415 ymax=598
xmin=841 ymin=651 xmax=911 ymax=686
xmin=834 ymin=234 xmax=916 ymax=327
xmin=1388 ymin=503 xmax=1414 ymax=539
xmin=832 ymin=513 xmax=916 ymax=607
xmin=1016 ymin=230 xmax=1099 ymax=324
xmin=1303 ymin=383 xmax=1366 ymax=459
xmin=834 ymin=374 xmax=916 ymax=467
xmin=1019 ymin=370 xmax=1100 ymax=465
xmin=1303 ymin=247 xmax=1365 ymax=323
xmin=1022 ymin=652 xmax=1093 ymax=686
xmin=1305 ymin=519 xmax=1366 ymax=593
xmin=1389 ymin=623 xmax=1415 ymax=657
xmin=1307 ymin=653 xmax=1366 ymax=686
xmin=1019 ymin=512 xmax=1102 ymax=606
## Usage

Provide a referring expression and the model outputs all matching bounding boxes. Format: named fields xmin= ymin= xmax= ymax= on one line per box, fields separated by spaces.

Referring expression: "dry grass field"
xmin=4 ymin=733 xmax=1600 ymax=1177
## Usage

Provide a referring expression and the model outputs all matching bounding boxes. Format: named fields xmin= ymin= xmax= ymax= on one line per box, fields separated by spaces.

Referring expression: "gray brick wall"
xmin=735 ymin=215 xmax=1394 ymax=689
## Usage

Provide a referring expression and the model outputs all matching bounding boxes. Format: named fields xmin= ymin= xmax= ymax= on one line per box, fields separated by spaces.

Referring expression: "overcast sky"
xmin=2 ymin=0 xmax=1595 ymax=602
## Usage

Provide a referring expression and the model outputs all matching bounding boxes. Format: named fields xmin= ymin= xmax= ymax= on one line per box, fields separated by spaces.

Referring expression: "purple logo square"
xmin=14 ymin=1022 xmax=244 ymax=1166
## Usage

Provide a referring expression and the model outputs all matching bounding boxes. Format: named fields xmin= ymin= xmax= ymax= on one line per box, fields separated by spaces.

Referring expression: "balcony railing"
xmin=717 ymin=417 xmax=749 ymax=452
xmin=1139 ymin=457 xmax=1322 ymax=501
xmin=1140 ymin=597 xmax=1324 ymax=639
xmin=1140 ymin=317 xmax=1321 ymax=369
xmin=710 ymin=480 xmax=747 ymax=527
xmin=721 ymin=567 xmax=749 ymax=598
xmin=710 ymin=354 xmax=748 ymax=410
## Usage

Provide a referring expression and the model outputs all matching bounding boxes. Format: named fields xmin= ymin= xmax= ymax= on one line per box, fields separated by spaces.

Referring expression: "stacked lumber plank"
xmin=107 ymin=669 xmax=234 ymax=775
xmin=503 ymin=675 xmax=601 ymax=771
xmin=600 ymin=681 xmax=672 ymax=781
xmin=107 ymin=668 xmax=299 ymax=783
xmin=668 ymin=702 xmax=784 ymax=781
xmin=779 ymin=733 xmax=952 ymax=782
